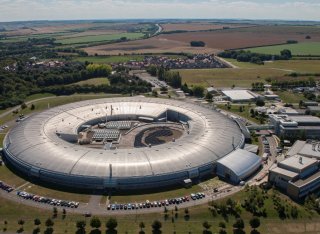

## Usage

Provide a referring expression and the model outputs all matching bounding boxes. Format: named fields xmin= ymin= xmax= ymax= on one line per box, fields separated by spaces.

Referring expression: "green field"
xmin=69 ymin=77 xmax=109 ymax=86
xmin=179 ymin=59 xmax=320 ymax=88
xmin=74 ymin=55 xmax=145 ymax=63
xmin=225 ymin=58 xmax=320 ymax=73
xmin=178 ymin=68 xmax=287 ymax=88
xmin=57 ymin=32 xmax=145 ymax=45
xmin=248 ymin=42 xmax=320 ymax=56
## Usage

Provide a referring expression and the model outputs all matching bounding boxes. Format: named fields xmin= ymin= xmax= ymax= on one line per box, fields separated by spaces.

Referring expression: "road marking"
xmin=14 ymin=182 xmax=30 ymax=191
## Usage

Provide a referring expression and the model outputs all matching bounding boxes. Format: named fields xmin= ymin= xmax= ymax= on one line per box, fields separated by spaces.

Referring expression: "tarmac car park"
xmin=0 ymin=181 xmax=14 ymax=192
xmin=16 ymin=191 xmax=79 ymax=208
xmin=107 ymin=192 xmax=205 ymax=211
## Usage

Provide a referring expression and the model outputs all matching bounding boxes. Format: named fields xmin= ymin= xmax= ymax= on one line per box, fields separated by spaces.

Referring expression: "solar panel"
xmin=92 ymin=129 xmax=120 ymax=141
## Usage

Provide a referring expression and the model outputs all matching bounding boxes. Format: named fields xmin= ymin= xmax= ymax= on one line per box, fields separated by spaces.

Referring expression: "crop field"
xmin=0 ymin=22 xmax=155 ymax=46
xmin=161 ymin=22 xmax=252 ymax=32
xmin=247 ymin=42 xmax=320 ymax=56
xmin=177 ymin=68 xmax=287 ymax=88
xmin=159 ymin=25 xmax=320 ymax=50
xmin=225 ymin=58 xmax=320 ymax=73
xmin=56 ymin=32 xmax=145 ymax=45
xmin=84 ymin=37 xmax=218 ymax=55
xmin=73 ymin=55 xmax=145 ymax=63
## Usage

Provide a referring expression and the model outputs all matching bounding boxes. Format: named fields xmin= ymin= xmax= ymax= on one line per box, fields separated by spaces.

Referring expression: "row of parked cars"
xmin=107 ymin=192 xmax=206 ymax=211
xmin=16 ymin=191 xmax=79 ymax=208
xmin=0 ymin=180 xmax=14 ymax=192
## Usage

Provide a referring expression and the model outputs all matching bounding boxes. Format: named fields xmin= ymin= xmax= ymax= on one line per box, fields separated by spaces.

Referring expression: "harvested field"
xmin=159 ymin=25 xmax=320 ymax=50
xmin=161 ymin=22 xmax=252 ymax=32
xmin=84 ymin=37 xmax=219 ymax=55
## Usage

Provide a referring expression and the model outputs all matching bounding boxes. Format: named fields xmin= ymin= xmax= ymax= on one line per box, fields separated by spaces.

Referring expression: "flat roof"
xmin=279 ymin=155 xmax=318 ymax=171
xmin=289 ymin=115 xmax=320 ymax=123
xmin=291 ymin=170 xmax=320 ymax=187
xmin=270 ymin=166 xmax=299 ymax=179
xmin=222 ymin=90 xmax=257 ymax=101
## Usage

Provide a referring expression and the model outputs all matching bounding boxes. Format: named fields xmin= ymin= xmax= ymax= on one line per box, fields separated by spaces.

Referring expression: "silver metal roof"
xmin=4 ymin=97 xmax=244 ymax=179
xmin=217 ymin=149 xmax=262 ymax=178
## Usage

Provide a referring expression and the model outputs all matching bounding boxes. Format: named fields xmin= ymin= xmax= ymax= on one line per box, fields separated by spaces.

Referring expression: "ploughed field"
xmin=84 ymin=25 xmax=320 ymax=55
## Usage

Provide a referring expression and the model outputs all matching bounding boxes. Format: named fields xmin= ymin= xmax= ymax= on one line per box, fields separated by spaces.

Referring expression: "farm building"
xmin=216 ymin=149 xmax=262 ymax=184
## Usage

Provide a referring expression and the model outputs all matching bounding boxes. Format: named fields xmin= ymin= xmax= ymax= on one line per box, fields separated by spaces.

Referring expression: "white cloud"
xmin=0 ymin=0 xmax=319 ymax=22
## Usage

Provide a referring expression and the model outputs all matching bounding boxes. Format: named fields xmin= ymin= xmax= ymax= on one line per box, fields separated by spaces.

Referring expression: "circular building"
xmin=2 ymin=97 xmax=245 ymax=190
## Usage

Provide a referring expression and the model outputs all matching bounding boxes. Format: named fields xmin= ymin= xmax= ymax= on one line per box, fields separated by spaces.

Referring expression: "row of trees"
xmin=219 ymin=49 xmax=292 ymax=65
xmin=147 ymin=65 xmax=182 ymax=88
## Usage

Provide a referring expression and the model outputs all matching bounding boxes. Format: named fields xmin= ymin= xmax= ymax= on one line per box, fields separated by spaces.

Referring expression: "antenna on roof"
xmin=299 ymin=157 xmax=303 ymax=164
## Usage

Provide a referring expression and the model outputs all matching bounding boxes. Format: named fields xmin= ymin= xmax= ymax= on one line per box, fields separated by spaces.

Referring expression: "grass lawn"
xmin=57 ymin=32 xmax=145 ymax=45
xmin=217 ymin=104 xmax=260 ymax=124
xmin=0 ymin=164 xmax=26 ymax=187
xmin=74 ymin=55 xmax=145 ymax=63
xmin=69 ymin=77 xmax=109 ymax=86
xmin=248 ymin=42 xmax=320 ymax=56
xmin=25 ymin=93 xmax=55 ymax=102
xmin=275 ymin=90 xmax=307 ymax=104
xmin=178 ymin=68 xmax=287 ymax=88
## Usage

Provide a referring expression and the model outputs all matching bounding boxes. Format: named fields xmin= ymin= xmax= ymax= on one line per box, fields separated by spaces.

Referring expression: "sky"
xmin=0 ymin=0 xmax=319 ymax=22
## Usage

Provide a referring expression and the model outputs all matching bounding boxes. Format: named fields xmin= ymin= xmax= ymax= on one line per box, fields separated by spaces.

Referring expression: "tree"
xmin=249 ymin=217 xmax=260 ymax=230
xmin=18 ymin=219 xmax=25 ymax=226
xmin=256 ymin=98 xmax=265 ymax=107
xmin=192 ymin=85 xmax=204 ymax=97
xmin=280 ymin=49 xmax=292 ymax=60
xmin=76 ymin=220 xmax=86 ymax=229
xmin=106 ymin=217 xmax=118 ymax=230
xmin=90 ymin=217 xmax=101 ymax=229
xmin=34 ymin=218 xmax=41 ymax=226
xmin=202 ymin=221 xmax=211 ymax=230
xmin=86 ymin=64 xmax=112 ymax=77
xmin=139 ymin=221 xmax=145 ymax=231
xmin=151 ymin=220 xmax=162 ymax=231
xmin=205 ymin=92 xmax=213 ymax=102
xmin=21 ymin=102 xmax=27 ymax=109
xmin=233 ymin=218 xmax=245 ymax=230
xmin=45 ymin=218 xmax=54 ymax=227
xmin=52 ymin=207 xmax=58 ymax=218
xmin=190 ymin=41 xmax=206 ymax=47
